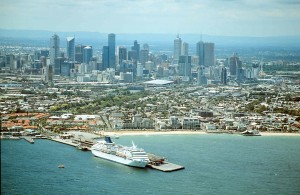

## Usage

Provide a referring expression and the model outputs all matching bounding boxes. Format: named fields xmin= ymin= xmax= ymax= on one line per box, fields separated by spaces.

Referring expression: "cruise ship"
xmin=91 ymin=136 xmax=149 ymax=168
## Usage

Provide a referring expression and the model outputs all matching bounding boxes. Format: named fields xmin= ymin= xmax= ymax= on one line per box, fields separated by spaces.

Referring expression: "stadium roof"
xmin=143 ymin=79 xmax=174 ymax=85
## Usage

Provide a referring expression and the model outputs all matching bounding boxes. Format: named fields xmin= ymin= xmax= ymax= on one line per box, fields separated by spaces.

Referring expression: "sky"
xmin=1 ymin=0 xmax=300 ymax=37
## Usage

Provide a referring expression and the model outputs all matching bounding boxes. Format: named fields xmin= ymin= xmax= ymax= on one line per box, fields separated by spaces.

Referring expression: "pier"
xmin=24 ymin=134 xmax=184 ymax=172
xmin=147 ymin=153 xmax=185 ymax=172
xmin=147 ymin=162 xmax=185 ymax=172
xmin=23 ymin=136 xmax=34 ymax=144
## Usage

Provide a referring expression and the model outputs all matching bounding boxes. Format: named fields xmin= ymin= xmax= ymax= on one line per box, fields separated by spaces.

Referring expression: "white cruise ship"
xmin=91 ymin=136 xmax=149 ymax=168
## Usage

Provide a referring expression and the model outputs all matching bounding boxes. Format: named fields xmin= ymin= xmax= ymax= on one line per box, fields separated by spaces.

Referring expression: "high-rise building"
xmin=182 ymin=42 xmax=188 ymax=56
xmin=143 ymin=43 xmax=149 ymax=51
xmin=83 ymin=46 xmax=93 ymax=64
xmin=131 ymin=40 xmax=140 ymax=61
xmin=102 ymin=46 xmax=109 ymax=70
xmin=108 ymin=33 xmax=116 ymax=69
xmin=75 ymin=44 xmax=85 ymax=63
xmin=204 ymin=43 xmax=214 ymax=67
xmin=118 ymin=47 xmax=127 ymax=64
xmin=54 ymin=57 xmax=64 ymax=75
xmin=221 ymin=67 xmax=227 ymax=85
xmin=196 ymin=41 xmax=214 ymax=67
xmin=40 ymin=50 xmax=49 ymax=58
xmin=174 ymin=35 xmax=182 ymax=61
xmin=66 ymin=37 xmax=75 ymax=61
xmin=50 ymin=34 xmax=60 ymax=65
xmin=140 ymin=49 xmax=149 ymax=66
xmin=178 ymin=55 xmax=191 ymax=79
xmin=229 ymin=53 xmax=242 ymax=76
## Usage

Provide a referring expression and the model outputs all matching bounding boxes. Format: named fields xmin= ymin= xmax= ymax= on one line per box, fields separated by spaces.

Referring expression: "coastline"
xmin=102 ymin=130 xmax=300 ymax=136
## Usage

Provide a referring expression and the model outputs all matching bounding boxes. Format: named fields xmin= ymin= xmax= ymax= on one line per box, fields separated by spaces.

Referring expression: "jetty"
xmin=147 ymin=153 xmax=184 ymax=172
xmin=23 ymin=136 xmax=34 ymax=144
xmin=49 ymin=136 xmax=184 ymax=172
xmin=147 ymin=162 xmax=185 ymax=172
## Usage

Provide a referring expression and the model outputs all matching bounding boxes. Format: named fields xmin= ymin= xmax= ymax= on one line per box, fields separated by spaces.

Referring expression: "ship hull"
xmin=91 ymin=149 xmax=148 ymax=168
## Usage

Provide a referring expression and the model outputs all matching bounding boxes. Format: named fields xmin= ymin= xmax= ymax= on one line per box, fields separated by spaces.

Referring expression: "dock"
xmin=147 ymin=162 xmax=185 ymax=172
xmin=147 ymin=153 xmax=184 ymax=172
xmin=49 ymin=137 xmax=184 ymax=172
xmin=23 ymin=136 xmax=34 ymax=144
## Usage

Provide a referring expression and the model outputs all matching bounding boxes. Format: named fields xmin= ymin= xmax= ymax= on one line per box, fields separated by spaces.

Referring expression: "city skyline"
xmin=1 ymin=0 xmax=300 ymax=37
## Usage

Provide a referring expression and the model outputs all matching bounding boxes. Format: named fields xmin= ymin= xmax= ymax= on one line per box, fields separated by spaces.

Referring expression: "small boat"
xmin=241 ymin=129 xmax=261 ymax=136
xmin=58 ymin=164 xmax=65 ymax=168
xmin=77 ymin=144 xmax=89 ymax=151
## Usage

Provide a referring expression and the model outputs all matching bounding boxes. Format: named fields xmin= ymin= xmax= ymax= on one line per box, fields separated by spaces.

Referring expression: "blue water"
xmin=2 ymin=135 xmax=300 ymax=195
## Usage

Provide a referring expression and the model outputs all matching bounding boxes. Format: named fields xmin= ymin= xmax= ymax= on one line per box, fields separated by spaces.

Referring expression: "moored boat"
xmin=241 ymin=129 xmax=261 ymax=136
xmin=91 ymin=136 xmax=149 ymax=168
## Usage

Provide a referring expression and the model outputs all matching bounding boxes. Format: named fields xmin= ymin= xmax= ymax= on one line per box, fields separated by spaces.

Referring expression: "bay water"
xmin=1 ymin=134 xmax=300 ymax=194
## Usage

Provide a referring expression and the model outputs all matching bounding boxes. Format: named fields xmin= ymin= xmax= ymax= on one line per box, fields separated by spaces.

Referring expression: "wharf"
xmin=147 ymin=153 xmax=184 ymax=172
xmin=51 ymin=138 xmax=86 ymax=148
xmin=147 ymin=162 xmax=185 ymax=172
xmin=23 ymin=136 xmax=34 ymax=144
xmin=49 ymin=138 xmax=184 ymax=172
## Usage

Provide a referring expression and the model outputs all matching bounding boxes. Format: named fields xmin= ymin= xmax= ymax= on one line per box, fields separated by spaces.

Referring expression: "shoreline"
xmin=102 ymin=130 xmax=300 ymax=137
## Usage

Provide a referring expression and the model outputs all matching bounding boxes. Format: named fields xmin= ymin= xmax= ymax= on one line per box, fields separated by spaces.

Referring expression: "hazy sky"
xmin=1 ymin=0 xmax=300 ymax=36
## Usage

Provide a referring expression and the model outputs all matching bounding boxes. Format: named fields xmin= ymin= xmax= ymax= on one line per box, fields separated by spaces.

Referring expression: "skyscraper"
xmin=131 ymin=40 xmax=140 ymax=61
xmin=178 ymin=55 xmax=191 ymax=79
xmin=196 ymin=41 xmax=214 ymax=67
xmin=108 ymin=33 xmax=116 ymax=69
xmin=83 ymin=46 xmax=93 ymax=64
xmin=140 ymin=49 xmax=149 ymax=66
xmin=182 ymin=42 xmax=189 ymax=56
xmin=102 ymin=46 xmax=109 ymax=70
xmin=118 ymin=47 xmax=127 ymax=64
xmin=174 ymin=35 xmax=182 ymax=61
xmin=229 ymin=53 xmax=242 ymax=76
xmin=66 ymin=37 xmax=75 ymax=61
xmin=50 ymin=34 xmax=60 ymax=65
xmin=204 ymin=43 xmax=214 ymax=67
xmin=75 ymin=44 xmax=85 ymax=63
xmin=221 ymin=67 xmax=227 ymax=85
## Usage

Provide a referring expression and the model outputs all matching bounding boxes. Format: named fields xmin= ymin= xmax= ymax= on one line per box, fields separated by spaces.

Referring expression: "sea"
xmin=1 ymin=134 xmax=300 ymax=195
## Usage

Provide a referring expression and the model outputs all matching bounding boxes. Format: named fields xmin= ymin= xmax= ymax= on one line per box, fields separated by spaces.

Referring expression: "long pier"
xmin=48 ymin=137 xmax=184 ymax=172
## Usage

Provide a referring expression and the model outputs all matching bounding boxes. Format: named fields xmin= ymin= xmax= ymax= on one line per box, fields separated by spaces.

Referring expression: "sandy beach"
xmin=102 ymin=130 xmax=300 ymax=136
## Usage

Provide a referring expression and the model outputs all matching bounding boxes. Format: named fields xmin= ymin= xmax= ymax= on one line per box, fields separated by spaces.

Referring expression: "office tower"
xmin=182 ymin=42 xmax=188 ymax=56
xmin=174 ymin=35 xmax=182 ymax=61
xmin=140 ymin=49 xmax=149 ymax=66
xmin=102 ymin=46 xmax=109 ymax=70
xmin=128 ymin=50 xmax=137 ymax=61
xmin=61 ymin=62 xmax=74 ymax=76
xmin=108 ymin=33 xmax=116 ymax=69
xmin=50 ymin=34 xmax=60 ymax=65
xmin=66 ymin=37 xmax=75 ymax=61
xmin=143 ymin=43 xmax=149 ymax=51
xmin=178 ymin=55 xmax=191 ymax=79
xmin=196 ymin=41 xmax=204 ymax=65
xmin=137 ymin=63 xmax=143 ymax=77
xmin=196 ymin=41 xmax=215 ymax=67
xmin=54 ymin=57 xmax=64 ymax=75
xmin=131 ymin=40 xmax=140 ymax=61
xmin=118 ymin=47 xmax=127 ymax=64
xmin=75 ymin=44 xmax=85 ymax=63
xmin=204 ymin=43 xmax=214 ymax=67
xmin=83 ymin=46 xmax=93 ymax=64
xmin=198 ymin=66 xmax=207 ymax=85
xmin=229 ymin=53 xmax=242 ymax=76
xmin=40 ymin=50 xmax=49 ymax=58
xmin=221 ymin=67 xmax=227 ymax=85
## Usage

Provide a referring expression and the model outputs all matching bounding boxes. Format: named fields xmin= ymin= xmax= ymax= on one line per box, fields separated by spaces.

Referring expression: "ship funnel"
xmin=105 ymin=136 xmax=113 ymax=143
